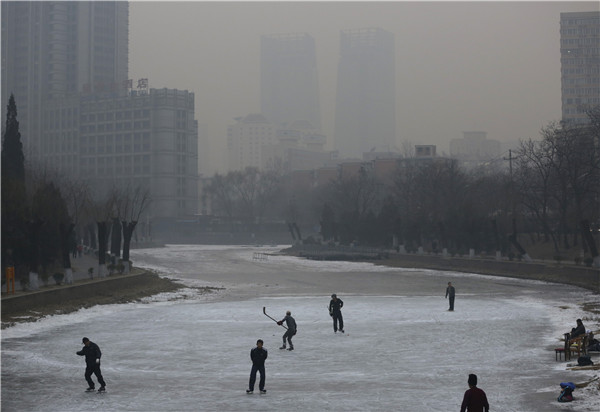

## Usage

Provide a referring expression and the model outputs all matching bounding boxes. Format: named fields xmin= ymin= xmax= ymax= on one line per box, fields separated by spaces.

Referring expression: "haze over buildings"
xmin=128 ymin=1 xmax=596 ymax=174
xmin=334 ymin=28 xmax=396 ymax=158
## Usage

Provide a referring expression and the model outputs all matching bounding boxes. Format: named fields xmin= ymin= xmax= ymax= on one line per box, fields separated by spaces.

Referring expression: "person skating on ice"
xmin=445 ymin=281 xmax=455 ymax=311
xmin=76 ymin=337 xmax=106 ymax=392
xmin=277 ymin=311 xmax=297 ymax=351
xmin=247 ymin=339 xmax=268 ymax=394
xmin=329 ymin=293 xmax=344 ymax=333
xmin=460 ymin=373 xmax=489 ymax=412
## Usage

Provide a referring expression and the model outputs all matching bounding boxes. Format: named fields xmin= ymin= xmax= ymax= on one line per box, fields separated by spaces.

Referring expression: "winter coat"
xmin=250 ymin=347 xmax=268 ymax=366
xmin=282 ymin=315 xmax=297 ymax=333
xmin=77 ymin=341 xmax=102 ymax=365
xmin=329 ymin=298 xmax=344 ymax=314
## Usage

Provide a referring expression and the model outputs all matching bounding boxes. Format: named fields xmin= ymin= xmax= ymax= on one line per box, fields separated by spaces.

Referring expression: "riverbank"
xmin=1 ymin=269 xmax=189 ymax=328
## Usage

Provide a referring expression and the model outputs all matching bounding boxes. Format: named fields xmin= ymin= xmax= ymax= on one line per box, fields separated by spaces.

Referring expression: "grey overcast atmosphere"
xmin=128 ymin=1 xmax=597 ymax=175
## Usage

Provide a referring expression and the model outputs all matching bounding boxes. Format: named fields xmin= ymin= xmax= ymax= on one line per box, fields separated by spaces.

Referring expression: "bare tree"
xmin=121 ymin=185 xmax=151 ymax=273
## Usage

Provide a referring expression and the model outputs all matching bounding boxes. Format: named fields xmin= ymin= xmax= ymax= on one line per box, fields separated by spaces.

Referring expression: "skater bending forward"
xmin=277 ymin=311 xmax=297 ymax=351
xmin=76 ymin=337 xmax=106 ymax=392
xmin=329 ymin=293 xmax=344 ymax=333
xmin=247 ymin=339 xmax=268 ymax=394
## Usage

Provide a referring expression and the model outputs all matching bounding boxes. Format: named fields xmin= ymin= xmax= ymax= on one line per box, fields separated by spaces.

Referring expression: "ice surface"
xmin=2 ymin=245 xmax=598 ymax=411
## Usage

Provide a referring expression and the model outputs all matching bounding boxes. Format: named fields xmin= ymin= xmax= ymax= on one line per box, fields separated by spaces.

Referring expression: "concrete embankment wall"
xmin=1 ymin=271 xmax=157 ymax=317
xmin=382 ymin=253 xmax=600 ymax=293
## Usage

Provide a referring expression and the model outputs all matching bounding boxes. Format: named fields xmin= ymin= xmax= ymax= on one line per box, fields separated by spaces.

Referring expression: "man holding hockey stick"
xmin=277 ymin=311 xmax=297 ymax=351
xmin=328 ymin=293 xmax=344 ymax=334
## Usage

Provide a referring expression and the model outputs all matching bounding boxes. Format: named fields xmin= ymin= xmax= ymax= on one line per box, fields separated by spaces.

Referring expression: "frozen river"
xmin=2 ymin=245 xmax=598 ymax=411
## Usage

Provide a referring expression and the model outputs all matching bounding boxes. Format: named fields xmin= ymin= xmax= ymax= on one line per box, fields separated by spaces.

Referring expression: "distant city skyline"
xmin=32 ymin=1 xmax=598 ymax=175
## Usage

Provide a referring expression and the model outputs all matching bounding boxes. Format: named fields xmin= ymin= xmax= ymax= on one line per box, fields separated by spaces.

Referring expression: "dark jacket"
xmin=445 ymin=286 xmax=455 ymax=298
xmin=571 ymin=322 xmax=586 ymax=338
xmin=329 ymin=298 xmax=344 ymax=314
xmin=250 ymin=347 xmax=268 ymax=366
xmin=282 ymin=315 xmax=297 ymax=333
xmin=460 ymin=387 xmax=489 ymax=412
xmin=77 ymin=341 xmax=102 ymax=365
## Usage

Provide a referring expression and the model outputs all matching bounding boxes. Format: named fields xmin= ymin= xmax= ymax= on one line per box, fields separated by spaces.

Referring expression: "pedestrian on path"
xmin=329 ymin=294 xmax=344 ymax=333
xmin=247 ymin=339 xmax=268 ymax=394
xmin=445 ymin=282 xmax=455 ymax=311
xmin=460 ymin=373 xmax=489 ymax=412
xmin=76 ymin=337 xmax=106 ymax=392
xmin=277 ymin=311 xmax=297 ymax=351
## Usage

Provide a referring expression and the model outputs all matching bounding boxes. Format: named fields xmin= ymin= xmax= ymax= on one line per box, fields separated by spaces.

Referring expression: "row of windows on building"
xmin=563 ymin=18 xmax=600 ymax=26
xmin=562 ymin=87 xmax=600 ymax=95
xmin=563 ymin=106 xmax=597 ymax=114
xmin=79 ymin=120 xmax=151 ymax=133
xmin=80 ymin=133 xmax=151 ymax=154
xmin=561 ymin=37 xmax=600 ymax=46
xmin=561 ymin=27 xmax=600 ymax=35
xmin=561 ymin=47 xmax=600 ymax=56
xmin=563 ymin=77 xmax=600 ymax=85
xmin=564 ymin=97 xmax=600 ymax=105
xmin=81 ymin=110 xmax=150 ymax=122
xmin=79 ymin=155 xmax=151 ymax=176
xmin=562 ymin=67 xmax=600 ymax=75
xmin=562 ymin=57 xmax=600 ymax=65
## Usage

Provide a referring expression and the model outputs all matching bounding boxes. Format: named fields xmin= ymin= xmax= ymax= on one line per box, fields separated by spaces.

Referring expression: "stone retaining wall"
xmin=1 ymin=272 xmax=157 ymax=316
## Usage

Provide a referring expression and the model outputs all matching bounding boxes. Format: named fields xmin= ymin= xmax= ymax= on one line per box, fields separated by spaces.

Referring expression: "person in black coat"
xmin=76 ymin=337 xmax=106 ymax=392
xmin=277 ymin=311 xmax=297 ymax=351
xmin=445 ymin=282 xmax=455 ymax=311
xmin=247 ymin=339 xmax=268 ymax=394
xmin=329 ymin=294 xmax=344 ymax=333
xmin=570 ymin=319 xmax=586 ymax=339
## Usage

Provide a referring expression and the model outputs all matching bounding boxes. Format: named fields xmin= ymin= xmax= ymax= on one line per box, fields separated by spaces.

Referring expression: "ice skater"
xmin=460 ymin=374 xmax=489 ymax=412
xmin=277 ymin=311 xmax=297 ymax=351
xmin=247 ymin=339 xmax=268 ymax=394
xmin=76 ymin=337 xmax=106 ymax=392
xmin=329 ymin=293 xmax=344 ymax=333
xmin=445 ymin=281 xmax=455 ymax=311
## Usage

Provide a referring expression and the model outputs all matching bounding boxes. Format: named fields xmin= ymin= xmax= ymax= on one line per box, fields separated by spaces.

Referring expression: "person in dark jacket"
xmin=570 ymin=319 xmax=586 ymax=339
xmin=247 ymin=339 xmax=268 ymax=394
xmin=329 ymin=294 xmax=344 ymax=333
xmin=460 ymin=374 xmax=489 ymax=412
xmin=277 ymin=311 xmax=297 ymax=351
xmin=445 ymin=282 xmax=455 ymax=311
xmin=76 ymin=337 xmax=106 ymax=392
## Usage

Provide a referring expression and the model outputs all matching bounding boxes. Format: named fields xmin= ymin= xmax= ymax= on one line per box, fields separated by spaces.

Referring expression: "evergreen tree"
xmin=1 ymin=94 xmax=25 ymax=181
xmin=1 ymin=94 xmax=28 ymax=269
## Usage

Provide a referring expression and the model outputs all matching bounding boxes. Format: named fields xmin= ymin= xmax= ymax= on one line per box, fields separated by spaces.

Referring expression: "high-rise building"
xmin=260 ymin=33 xmax=321 ymax=130
xmin=227 ymin=114 xmax=276 ymax=171
xmin=1 ymin=1 xmax=129 ymax=160
xmin=2 ymin=1 xmax=199 ymax=222
xmin=334 ymin=28 xmax=396 ymax=159
xmin=560 ymin=11 xmax=600 ymax=125
xmin=39 ymin=88 xmax=198 ymax=220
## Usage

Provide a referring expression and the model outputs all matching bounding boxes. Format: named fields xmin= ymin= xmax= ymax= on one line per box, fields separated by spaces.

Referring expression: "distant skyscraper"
xmin=560 ymin=11 xmax=600 ymax=125
xmin=260 ymin=33 xmax=321 ymax=130
xmin=334 ymin=28 xmax=396 ymax=159
xmin=1 ymin=1 xmax=129 ymax=160
xmin=227 ymin=114 xmax=276 ymax=171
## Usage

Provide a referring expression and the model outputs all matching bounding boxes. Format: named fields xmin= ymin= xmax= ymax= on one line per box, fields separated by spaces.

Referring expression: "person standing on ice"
xmin=329 ymin=294 xmax=344 ymax=333
xmin=76 ymin=337 xmax=106 ymax=392
xmin=460 ymin=374 xmax=489 ymax=412
xmin=277 ymin=311 xmax=297 ymax=351
xmin=445 ymin=281 xmax=455 ymax=311
xmin=247 ymin=339 xmax=267 ymax=394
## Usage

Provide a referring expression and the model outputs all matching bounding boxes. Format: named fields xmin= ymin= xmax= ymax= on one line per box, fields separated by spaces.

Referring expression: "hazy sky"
xmin=129 ymin=1 xmax=597 ymax=174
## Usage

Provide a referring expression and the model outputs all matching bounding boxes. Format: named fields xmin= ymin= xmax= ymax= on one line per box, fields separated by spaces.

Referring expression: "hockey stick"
xmin=263 ymin=306 xmax=287 ymax=329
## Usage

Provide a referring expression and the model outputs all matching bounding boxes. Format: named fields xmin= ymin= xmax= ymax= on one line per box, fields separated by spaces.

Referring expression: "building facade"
xmin=40 ymin=88 xmax=199 ymax=219
xmin=260 ymin=33 xmax=321 ymax=130
xmin=334 ymin=28 xmax=396 ymax=159
xmin=227 ymin=114 xmax=276 ymax=171
xmin=1 ymin=1 xmax=129 ymax=161
xmin=560 ymin=11 xmax=600 ymax=125
xmin=449 ymin=131 xmax=501 ymax=167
